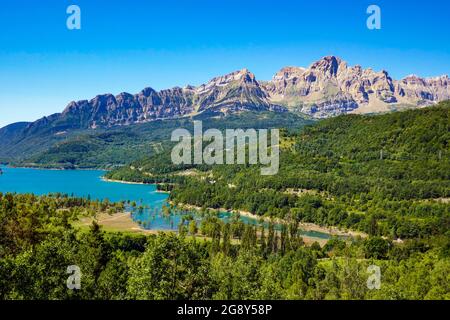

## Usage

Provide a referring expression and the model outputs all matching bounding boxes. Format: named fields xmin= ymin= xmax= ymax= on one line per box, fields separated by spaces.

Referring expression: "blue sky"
xmin=0 ymin=0 xmax=449 ymax=127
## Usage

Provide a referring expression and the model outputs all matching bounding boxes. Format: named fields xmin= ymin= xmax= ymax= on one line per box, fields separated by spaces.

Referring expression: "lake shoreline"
xmin=2 ymin=166 xmax=365 ymax=243
xmin=100 ymin=177 xmax=366 ymax=239
xmin=102 ymin=177 xmax=170 ymax=193
xmin=101 ymin=177 xmax=147 ymax=185
xmin=2 ymin=164 xmax=110 ymax=172
xmin=174 ymin=202 xmax=367 ymax=239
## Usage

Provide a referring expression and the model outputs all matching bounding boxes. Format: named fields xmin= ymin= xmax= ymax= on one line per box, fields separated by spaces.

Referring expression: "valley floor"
xmin=75 ymin=211 xmax=154 ymax=234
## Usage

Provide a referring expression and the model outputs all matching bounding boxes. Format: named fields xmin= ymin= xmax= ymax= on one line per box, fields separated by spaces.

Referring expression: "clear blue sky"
xmin=1 ymin=0 xmax=449 ymax=127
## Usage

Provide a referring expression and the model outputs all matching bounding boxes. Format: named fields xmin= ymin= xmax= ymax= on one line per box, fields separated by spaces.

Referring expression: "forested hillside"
xmin=0 ymin=111 xmax=311 ymax=169
xmin=107 ymin=102 xmax=450 ymax=239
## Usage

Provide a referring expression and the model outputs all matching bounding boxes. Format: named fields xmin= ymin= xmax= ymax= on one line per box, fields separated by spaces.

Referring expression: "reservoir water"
xmin=0 ymin=166 xmax=334 ymax=240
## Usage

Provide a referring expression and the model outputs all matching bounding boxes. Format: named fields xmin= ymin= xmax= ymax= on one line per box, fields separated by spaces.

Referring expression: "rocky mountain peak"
xmin=62 ymin=99 xmax=91 ymax=115
xmin=139 ymin=87 xmax=158 ymax=97
xmin=310 ymin=56 xmax=345 ymax=77
xmin=273 ymin=67 xmax=306 ymax=81
xmin=264 ymin=56 xmax=449 ymax=117
xmin=238 ymin=68 xmax=257 ymax=83
xmin=193 ymin=69 xmax=258 ymax=96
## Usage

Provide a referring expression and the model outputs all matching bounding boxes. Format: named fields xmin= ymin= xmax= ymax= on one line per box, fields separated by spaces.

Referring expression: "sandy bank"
xmin=175 ymin=202 xmax=367 ymax=239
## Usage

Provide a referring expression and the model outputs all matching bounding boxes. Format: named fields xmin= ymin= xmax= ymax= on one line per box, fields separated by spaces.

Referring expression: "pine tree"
xmin=267 ymin=222 xmax=275 ymax=255
xmin=242 ymin=224 xmax=249 ymax=251
xmin=280 ymin=224 xmax=288 ymax=255
xmin=251 ymin=226 xmax=257 ymax=248
xmin=289 ymin=220 xmax=299 ymax=251
xmin=211 ymin=221 xmax=221 ymax=253
xmin=273 ymin=232 xmax=279 ymax=253
xmin=368 ymin=215 xmax=378 ymax=236
xmin=188 ymin=220 xmax=198 ymax=236
xmin=259 ymin=225 xmax=266 ymax=256
xmin=222 ymin=223 xmax=231 ymax=256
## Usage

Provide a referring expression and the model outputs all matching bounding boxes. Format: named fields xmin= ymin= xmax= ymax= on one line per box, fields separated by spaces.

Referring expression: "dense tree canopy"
xmin=0 ymin=192 xmax=448 ymax=300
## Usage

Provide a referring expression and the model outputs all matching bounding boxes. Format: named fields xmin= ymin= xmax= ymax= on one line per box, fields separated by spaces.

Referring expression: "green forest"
xmin=1 ymin=111 xmax=311 ymax=169
xmin=0 ymin=193 xmax=448 ymax=299
xmin=107 ymin=103 xmax=450 ymax=240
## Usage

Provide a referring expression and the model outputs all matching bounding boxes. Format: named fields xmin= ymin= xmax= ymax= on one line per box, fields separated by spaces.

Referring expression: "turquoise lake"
xmin=0 ymin=166 xmax=334 ymax=240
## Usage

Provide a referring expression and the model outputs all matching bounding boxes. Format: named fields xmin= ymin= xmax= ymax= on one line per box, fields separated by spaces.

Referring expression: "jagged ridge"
xmin=263 ymin=56 xmax=450 ymax=118
xmin=3 ymin=56 xmax=450 ymax=134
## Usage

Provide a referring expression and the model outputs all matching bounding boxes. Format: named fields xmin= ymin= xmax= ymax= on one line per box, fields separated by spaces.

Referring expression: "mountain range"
xmin=3 ymin=56 xmax=449 ymax=133
xmin=0 ymin=56 xmax=449 ymax=167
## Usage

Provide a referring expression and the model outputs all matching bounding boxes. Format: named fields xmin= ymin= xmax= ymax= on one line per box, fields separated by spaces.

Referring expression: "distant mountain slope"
xmin=297 ymin=100 xmax=450 ymax=161
xmin=0 ymin=122 xmax=30 ymax=143
xmin=2 ymin=111 xmax=311 ymax=168
xmin=108 ymin=101 xmax=450 ymax=190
